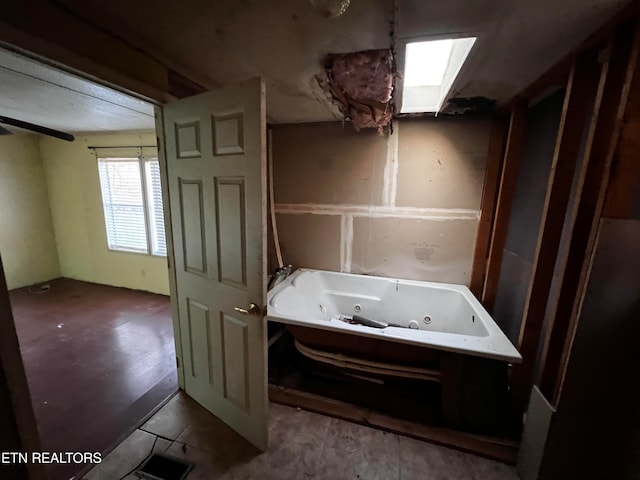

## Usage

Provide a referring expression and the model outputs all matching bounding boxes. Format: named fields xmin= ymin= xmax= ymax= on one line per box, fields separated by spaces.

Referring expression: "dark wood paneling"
xmin=538 ymin=219 xmax=640 ymax=480
xmin=604 ymin=22 xmax=640 ymax=220
xmin=470 ymin=114 xmax=509 ymax=297
xmin=168 ymin=69 xmax=207 ymax=99
xmin=511 ymin=50 xmax=605 ymax=413
xmin=491 ymin=90 xmax=565 ymax=345
xmin=482 ymin=105 xmax=527 ymax=311
xmin=539 ymin=20 xmax=640 ymax=403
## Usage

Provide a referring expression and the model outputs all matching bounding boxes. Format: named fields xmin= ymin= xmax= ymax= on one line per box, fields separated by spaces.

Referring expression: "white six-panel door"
xmin=159 ymin=77 xmax=268 ymax=450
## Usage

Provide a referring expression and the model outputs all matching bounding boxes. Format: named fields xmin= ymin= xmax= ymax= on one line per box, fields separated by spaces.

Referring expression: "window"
xmin=400 ymin=36 xmax=476 ymax=114
xmin=98 ymin=157 xmax=167 ymax=256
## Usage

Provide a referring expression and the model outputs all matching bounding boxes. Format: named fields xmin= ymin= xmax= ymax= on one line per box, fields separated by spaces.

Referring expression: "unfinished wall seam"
xmin=390 ymin=120 xmax=399 ymax=206
xmin=275 ymin=203 xmax=479 ymax=221
xmin=272 ymin=117 xmax=489 ymax=285
xmin=382 ymin=141 xmax=392 ymax=205
xmin=340 ymin=214 xmax=354 ymax=272
xmin=340 ymin=214 xmax=346 ymax=271
xmin=382 ymin=120 xmax=399 ymax=206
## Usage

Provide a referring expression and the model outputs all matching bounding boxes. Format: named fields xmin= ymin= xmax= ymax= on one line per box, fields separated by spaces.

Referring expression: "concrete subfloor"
xmin=85 ymin=391 xmax=520 ymax=480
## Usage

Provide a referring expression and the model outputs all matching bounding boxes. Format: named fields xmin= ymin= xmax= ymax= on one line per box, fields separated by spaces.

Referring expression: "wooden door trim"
xmin=0 ymin=3 xmax=210 ymax=105
xmin=154 ymin=106 xmax=185 ymax=389
xmin=0 ymin=16 xmax=168 ymax=104
xmin=0 ymin=257 xmax=47 ymax=480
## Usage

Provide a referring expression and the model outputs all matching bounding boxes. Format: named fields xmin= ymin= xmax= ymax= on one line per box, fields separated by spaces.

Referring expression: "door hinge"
xmin=176 ymin=356 xmax=181 ymax=368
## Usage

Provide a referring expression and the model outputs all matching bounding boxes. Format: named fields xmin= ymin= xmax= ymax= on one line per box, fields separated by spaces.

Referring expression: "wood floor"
xmin=10 ymin=278 xmax=177 ymax=480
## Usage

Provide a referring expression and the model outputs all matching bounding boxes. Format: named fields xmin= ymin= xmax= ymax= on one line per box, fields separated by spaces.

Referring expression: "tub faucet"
xmin=268 ymin=264 xmax=293 ymax=290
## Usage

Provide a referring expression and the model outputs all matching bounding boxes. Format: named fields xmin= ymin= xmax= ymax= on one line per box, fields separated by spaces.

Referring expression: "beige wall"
xmin=40 ymin=132 xmax=170 ymax=295
xmin=0 ymin=135 xmax=60 ymax=289
xmin=271 ymin=117 xmax=492 ymax=285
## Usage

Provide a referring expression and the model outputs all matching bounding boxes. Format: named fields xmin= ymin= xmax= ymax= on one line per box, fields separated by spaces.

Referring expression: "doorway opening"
xmin=0 ymin=46 xmax=177 ymax=480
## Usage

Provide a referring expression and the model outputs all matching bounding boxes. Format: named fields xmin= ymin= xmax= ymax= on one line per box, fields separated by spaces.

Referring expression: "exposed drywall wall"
xmin=271 ymin=117 xmax=492 ymax=284
xmin=40 ymin=132 xmax=170 ymax=295
xmin=273 ymin=124 xmax=388 ymax=205
xmin=351 ymin=216 xmax=478 ymax=283
xmin=395 ymin=119 xmax=489 ymax=210
xmin=492 ymin=90 xmax=564 ymax=343
xmin=518 ymin=386 xmax=555 ymax=480
xmin=275 ymin=214 xmax=342 ymax=272
xmin=0 ymin=135 xmax=60 ymax=289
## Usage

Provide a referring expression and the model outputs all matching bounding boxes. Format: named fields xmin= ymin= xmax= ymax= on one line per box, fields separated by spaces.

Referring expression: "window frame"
xmin=97 ymin=153 xmax=167 ymax=258
xmin=143 ymin=159 xmax=168 ymax=258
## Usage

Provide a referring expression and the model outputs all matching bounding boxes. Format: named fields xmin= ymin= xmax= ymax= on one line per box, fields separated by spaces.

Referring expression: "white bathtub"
xmin=267 ymin=268 xmax=521 ymax=364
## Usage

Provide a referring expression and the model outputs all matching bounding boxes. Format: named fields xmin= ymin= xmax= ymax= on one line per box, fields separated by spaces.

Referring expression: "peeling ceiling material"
xmin=4 ymin=0 xmax=631 ymax=124
xmin=325 ymin=49 xmax=394 ymax=132
xmin=445 ymin=96 xmax=497 ymax=115
xmin=309 ymin=0 xmax=352 ymax=18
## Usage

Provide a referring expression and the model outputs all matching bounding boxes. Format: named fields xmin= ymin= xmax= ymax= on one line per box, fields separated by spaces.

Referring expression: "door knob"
xmin=234 ymin=303 xmax=261 ymax=315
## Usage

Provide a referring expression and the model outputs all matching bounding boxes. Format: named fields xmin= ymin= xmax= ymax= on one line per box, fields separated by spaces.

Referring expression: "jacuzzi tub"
xmin=268 ymin=268 xmax=521 ymax=434
xmin=267 ymin=268 xmax=521 ymax=364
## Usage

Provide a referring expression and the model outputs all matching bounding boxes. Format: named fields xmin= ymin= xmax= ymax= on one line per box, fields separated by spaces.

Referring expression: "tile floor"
xmin=84 ymin=392 xmax=520 ymax=480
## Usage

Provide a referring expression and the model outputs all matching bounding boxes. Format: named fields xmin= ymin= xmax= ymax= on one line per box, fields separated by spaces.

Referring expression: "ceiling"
xmin=0 ymin=48 xmax=155 ymax=134
xmin=54 ymin=0 xmax=628 ymax=123
xmin=0 ymin=0 xmax=631 ymax=130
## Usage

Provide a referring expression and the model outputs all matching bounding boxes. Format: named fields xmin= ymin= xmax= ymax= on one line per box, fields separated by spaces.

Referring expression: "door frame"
xmin=0 ymin=257 xmax=47 ymax=480
xmin=154 ymin=106 xmax=185 ymax=388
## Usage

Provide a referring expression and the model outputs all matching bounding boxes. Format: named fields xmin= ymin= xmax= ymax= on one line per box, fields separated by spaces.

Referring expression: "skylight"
xmin=400 ymin=36 xmax=476 ymax=114
xmin=404 ymin=39 xmax=453 ymax=87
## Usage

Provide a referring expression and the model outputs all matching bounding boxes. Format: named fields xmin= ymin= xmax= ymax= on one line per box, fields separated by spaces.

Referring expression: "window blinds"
xmin=145 ymin=160 xmax=167 ymax=256
xmin=97 ymin=157 xmax=167 ymax=256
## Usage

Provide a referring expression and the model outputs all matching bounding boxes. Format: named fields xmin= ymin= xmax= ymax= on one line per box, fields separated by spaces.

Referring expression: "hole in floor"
xmin=135 ymin=453 xmax=193 ymax=480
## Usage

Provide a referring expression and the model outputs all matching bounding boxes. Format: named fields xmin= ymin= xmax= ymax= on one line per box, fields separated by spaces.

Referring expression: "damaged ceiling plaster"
xmin=55 ymin=0 xmax=629 ymax=124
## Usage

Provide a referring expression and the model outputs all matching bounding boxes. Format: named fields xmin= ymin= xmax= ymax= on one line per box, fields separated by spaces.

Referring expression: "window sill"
xmin=106 ymin=247 xmax=166 ymax=259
